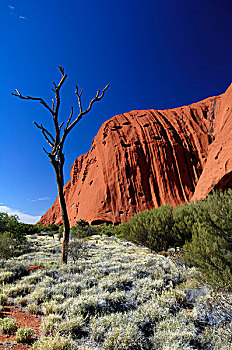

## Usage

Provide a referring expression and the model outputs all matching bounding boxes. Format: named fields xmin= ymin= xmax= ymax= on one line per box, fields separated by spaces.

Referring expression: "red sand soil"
xmin=0 ymin=305 xmax=41 ymax=350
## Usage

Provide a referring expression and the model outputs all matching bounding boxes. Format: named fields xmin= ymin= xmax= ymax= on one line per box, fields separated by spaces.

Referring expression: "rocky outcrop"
xmin=39 ymin=84 xmax=232 ymax=226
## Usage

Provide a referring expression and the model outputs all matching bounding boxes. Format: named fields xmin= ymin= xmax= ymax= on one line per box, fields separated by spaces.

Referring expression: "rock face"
xmin=39 ymin=84 xmax=232 ymax=226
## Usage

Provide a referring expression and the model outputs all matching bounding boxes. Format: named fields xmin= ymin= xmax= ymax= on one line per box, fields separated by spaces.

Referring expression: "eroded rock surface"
xmin=39 ymin=84 xmax=232 ymax=226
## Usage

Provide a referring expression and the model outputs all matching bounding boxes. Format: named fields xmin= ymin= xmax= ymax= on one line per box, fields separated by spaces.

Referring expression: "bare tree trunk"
xmin=53 ymin=157 xmax=70 ymax=264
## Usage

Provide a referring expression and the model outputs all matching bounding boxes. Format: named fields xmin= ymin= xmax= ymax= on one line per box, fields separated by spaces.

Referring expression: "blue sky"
xmin=0 ymin=0 xmax=231 ymax=223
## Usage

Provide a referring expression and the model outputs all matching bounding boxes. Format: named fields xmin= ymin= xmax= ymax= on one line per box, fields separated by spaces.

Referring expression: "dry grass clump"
xmin=0 ymin=234 xmax=231 ymax=349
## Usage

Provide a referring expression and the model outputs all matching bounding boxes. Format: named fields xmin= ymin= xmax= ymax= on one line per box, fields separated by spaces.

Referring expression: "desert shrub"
xmin=0 ymin=271 xmax=14 ymax=284
xmin=6 ymin=283 xmax=32 ymax=298
xmin=0 ymin=212 xmax=26 ymax=242
xmin=0 ymin=293 xmax=8 ymax=305
xmin=31 ymin=335 xmax=75 ymax=350
xmin=118 ymin=204 xmax=178 ymax=252
xmin=0 ymin=317 xmax=18 ymax=334
xmin=41 ymin=314 xmax=62 ymax=336
xmin=68 ymin=235 xmax=88 ymax=263
xmin=26 ymin=303 xmax=41 ymax=314
xmin=18 ymin=223 xmax=40 ymax=235
xmin=38 ymin=223 xmax=59 ymax=234
xmin=103 ymin=323 xmax=148 ymax=350
xmin=0 ymin=213 xmax=32 ymax=259
xmin=59 ymin=316 xmax=86 ymax=338
xmin=184 ymin=189 xmax=232 ymax=288
xmin=16 ymin=296 xmax=28 ymax=307
xmin=41 ymin=300 xmax=64 ymax=315
xmin=97 ymin=223 xmax=118 ymax=237
xmin=202 ymin=322 xmax=232 ymax=349
xmin=0 ymin=232 xmax=18 ymax=259
xmin=15 ymin=327 xmax=34 ymax=343
xmin=172 ymin=201 xmax=199 ymax=244
xmin=153 ymin=312 xmax=196 ymax=349
xmin=71 ymin=219 xmax=97 ymax=238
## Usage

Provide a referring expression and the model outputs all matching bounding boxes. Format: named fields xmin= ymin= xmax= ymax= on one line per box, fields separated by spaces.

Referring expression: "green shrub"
xmin=96 ymin=223 xmax=118 ymax=237
xmin=172 ymin=201 xmax=199 ymax=244
xmin=118 ymin=204 xmax=178 ymax=252
xmin=71 ymin=219 xmax=97 ymax=238
xmin=0 ymin=212 xmax=26 ymax=242
xmin=184 ymin=189 xmax=232 ymax=288
xmin=38 ymin=223 xmax=59 ymax=233
xmin=0 ymin=232 xmax=17 ymax=259
xmin=0 ymin=317 xmax=18 ymax=334
xmin=15 ymin=327 xmax=34 ymax=343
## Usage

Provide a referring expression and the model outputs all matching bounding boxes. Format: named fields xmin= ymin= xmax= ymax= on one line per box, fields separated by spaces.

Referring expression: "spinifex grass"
xmin=0 ymin=233 xmax=231 ymax=349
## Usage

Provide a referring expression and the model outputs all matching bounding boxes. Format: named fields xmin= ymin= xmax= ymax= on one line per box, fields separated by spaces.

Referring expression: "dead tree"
xmin=12 ymin=66 xmax=109 ymax=263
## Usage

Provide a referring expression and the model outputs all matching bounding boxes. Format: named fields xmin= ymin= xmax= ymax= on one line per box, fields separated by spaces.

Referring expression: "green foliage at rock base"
xmin=118 ymin=204 xmax=180 ymax=252
xmin=184 ymin=189 xmax=232 ymax=288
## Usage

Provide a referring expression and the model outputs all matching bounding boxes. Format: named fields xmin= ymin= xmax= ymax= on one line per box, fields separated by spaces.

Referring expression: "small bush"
xmin=184 ymin=189 xmax=232 ymax=288
xmin=0 ymin=317 xmax=18 ymax=334
xmin=68 ymin=235 xmax=88 ymax=263
xmin=0 ymin=293 xmax=8 ymax=305
xmin=172 ymin=201 xmax=199 ymax=244
xmin=118 ymin=204 xmax=178 ymax=252
xmin=103 ymin=324 xmax=147 ymax=350
xmin=97 ymin=223 xmax=118 ymax=237
xmin=31 ymin=335 xmax=75 ymax=350
xmin=0 ymin=232 xmax=17 ymax=259
xmin=15 ymin=327 xmax=34 ymax=343
xmin=0 ymin=212 xmax=27 ymax=242
xmin=26 ymin=303 xmax=41 ymax=315
xmin=59 ymin=316 xmax=85 ymax=338
xmin=71 ymin=219 xmax=97 ymax=238
xmin=41 ymin=314 xmax=62 ymax=336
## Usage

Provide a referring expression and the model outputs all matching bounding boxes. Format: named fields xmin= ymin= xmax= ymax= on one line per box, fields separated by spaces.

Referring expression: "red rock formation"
xmin=39 ymin=84 xmax=232 ymax=226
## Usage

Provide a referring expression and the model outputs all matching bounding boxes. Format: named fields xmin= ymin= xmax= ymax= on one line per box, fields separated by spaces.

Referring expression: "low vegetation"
xmin=118 ymin=189 xmax=232 ymax=288
xmin=0 ymin=189 xmax=231 ymax=348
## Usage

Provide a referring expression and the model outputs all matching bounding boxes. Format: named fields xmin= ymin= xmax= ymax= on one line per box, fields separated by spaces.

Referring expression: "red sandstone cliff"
xmin=39 ymin=84 xmax=232 ymax=226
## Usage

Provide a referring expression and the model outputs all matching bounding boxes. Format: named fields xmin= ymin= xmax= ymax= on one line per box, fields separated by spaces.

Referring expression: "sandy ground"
xmin=0 ymin=305 xmax=41 ymax=350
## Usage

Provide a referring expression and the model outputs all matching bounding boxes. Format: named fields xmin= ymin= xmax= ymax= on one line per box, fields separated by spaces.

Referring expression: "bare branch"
xmin=12 ymin=89 xmax=54 ymax=115
xmin=58 ymin=66 xmax=65 ymax=76
xmin=57 ymin=66 xmax=67 ymax=89
xmin=69 ymin=84 xmax=109 ymax=131
xmin=60 ymin=84 xmax=109 ymax=148
xmin=65 ymin=106 xmax=74 ymax=129
xmin=52 ymin=67 xmax=68 ymax=150
xmin=59 ymin=121 xmax=64 ymax=130
xmin=33 ymin=121 xmax=55 ymax=148
xmin=75 ymin=85 xmax=83 ymax=113
xmin=43 ymin=147 xmax=50 ymax=156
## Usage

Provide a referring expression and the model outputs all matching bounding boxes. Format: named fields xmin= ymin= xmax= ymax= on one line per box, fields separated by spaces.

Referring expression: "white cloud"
xmin=28 ymin=197 xmax=50 ymax=203
xmin=19 ymin=15 xmax=27 ymax=20
xmin=38 ymin=197 xmax=50 ymax=201
xmin=9 ymin=5 xmax=15 ymax=9
xmin=0 ymin=206 xmax=41 ymax=224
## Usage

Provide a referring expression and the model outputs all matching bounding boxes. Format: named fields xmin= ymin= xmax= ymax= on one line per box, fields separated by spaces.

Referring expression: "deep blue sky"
xmin=0 ymin=0 xmax=231 ymax=223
